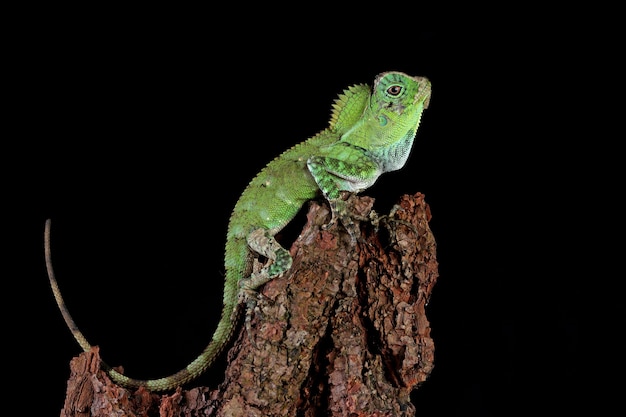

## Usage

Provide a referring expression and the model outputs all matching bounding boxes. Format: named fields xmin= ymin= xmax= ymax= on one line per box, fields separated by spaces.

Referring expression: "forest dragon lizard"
xmin=45 ymin=71 xmax=432 ymax=391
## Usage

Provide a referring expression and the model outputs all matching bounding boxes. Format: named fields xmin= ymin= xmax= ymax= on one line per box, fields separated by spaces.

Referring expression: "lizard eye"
xmin=386 ymin=85 xmax=403 ymax=96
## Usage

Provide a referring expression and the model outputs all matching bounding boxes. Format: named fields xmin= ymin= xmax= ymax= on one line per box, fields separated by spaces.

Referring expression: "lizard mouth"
xmin=413 ymin=77 xmax=432 ymax=109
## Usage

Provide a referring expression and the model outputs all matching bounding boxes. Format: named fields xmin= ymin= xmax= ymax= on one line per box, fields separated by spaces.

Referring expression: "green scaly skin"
xmin=45 ymin=71 xmax=431 ymax=391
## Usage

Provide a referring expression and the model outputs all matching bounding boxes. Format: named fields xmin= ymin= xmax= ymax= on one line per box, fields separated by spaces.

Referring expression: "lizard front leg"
xmin=307 ymin=150 xmax=380 ymax=242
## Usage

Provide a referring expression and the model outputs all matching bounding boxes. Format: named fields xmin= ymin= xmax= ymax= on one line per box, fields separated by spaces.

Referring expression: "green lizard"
xmin=45 ymin=71 xmax=431 ymax=391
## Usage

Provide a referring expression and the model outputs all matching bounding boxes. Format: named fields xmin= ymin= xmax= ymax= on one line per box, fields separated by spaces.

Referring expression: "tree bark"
xmin=58 ymin=193 xmax=439 ymax=417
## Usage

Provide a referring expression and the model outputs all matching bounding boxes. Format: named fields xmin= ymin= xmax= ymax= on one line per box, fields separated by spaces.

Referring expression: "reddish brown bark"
xmin=57 ymin=193 xmax=438 ymax=417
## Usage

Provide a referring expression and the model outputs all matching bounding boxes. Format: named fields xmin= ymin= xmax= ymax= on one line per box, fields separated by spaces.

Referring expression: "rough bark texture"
xmin=57 ymin=193 xmax=438 ymax=417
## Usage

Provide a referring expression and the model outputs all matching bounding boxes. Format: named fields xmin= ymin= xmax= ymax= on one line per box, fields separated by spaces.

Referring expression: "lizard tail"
xmin=45 ymin=219 xmax=240 ymax=391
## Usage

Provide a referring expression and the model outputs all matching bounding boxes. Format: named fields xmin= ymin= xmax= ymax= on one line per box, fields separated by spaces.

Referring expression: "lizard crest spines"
xmin=329 ymin=83 xmax=370 ymax=134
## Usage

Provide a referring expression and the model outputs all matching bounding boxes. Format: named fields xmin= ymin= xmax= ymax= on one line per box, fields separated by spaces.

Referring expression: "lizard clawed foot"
xmin=322 ymin=214 xmax=359 ymax=244
xmin=324 ymin=198 xmax=361 ymax=244
xmin=339 ymin=215 xmax=359 ymax=244
xmin=369 ymin=205 xmax=419 ymax=245
xmin=238 ymin=274 xmax=278 ymax=349
xmin=321 ymin=218 xmax=336 ymax=231
xmin=238 ymin=287 xmax=261 ymax=349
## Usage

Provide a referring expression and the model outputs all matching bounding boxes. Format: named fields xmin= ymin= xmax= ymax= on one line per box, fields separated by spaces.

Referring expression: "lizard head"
xmin=341 ymin=71 xmax=431 ymax=172
xmin=367 ymin=71 xmax=431 ymax=148
xmin=332 ymin=71 xmax=431 ymax=172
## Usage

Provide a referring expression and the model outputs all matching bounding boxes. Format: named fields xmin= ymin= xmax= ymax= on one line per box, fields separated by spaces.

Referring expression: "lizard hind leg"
xmin=241 ymin=228 xmax=293 ymax=292
xmin=239 ymin=228 xmax=293 ymax=342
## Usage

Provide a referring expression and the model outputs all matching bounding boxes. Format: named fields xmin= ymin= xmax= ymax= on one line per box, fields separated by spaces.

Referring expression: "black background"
xmin=7 ymin=8 xmax=622 ymax=416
